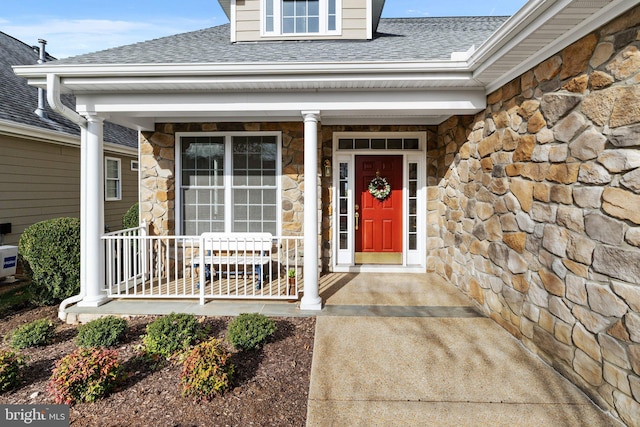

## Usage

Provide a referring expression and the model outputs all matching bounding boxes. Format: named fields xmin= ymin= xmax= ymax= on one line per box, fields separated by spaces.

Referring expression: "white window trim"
xmin=104 ymin=157 xmax=122 ymax=202
xmin=131 ymin=160 xmax=139 ymax=171
xmin=262 ymin=0 xmax=342 ymax=37
xmin=176 ymin=132 xmax=283 ymax=236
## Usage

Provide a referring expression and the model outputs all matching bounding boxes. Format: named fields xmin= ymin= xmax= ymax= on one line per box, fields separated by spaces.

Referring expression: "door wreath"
xmin=368 ymin=173 xmax=391 ymax=201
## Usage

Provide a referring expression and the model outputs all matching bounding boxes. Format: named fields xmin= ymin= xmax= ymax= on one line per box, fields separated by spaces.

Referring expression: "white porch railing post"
xmin=78 ymin=115 xmax=109 ymax=307
xmin=300 ymin=111 xmax=323 ymax=310
xmin=199 ymin=235 xmax=205 ymax=305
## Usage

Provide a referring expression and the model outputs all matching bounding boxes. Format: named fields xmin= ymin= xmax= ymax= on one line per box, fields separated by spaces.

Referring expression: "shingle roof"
xmin=52 ymin=17 xmax=508 ymax=65
xmin=0 ymin=32 xmax=137 ymax=148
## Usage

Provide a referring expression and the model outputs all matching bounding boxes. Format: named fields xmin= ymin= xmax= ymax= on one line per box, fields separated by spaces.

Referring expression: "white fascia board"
xmin=230 ymin=0 xmax=236 ymax=43
xmin=14 ymin=61 xmax=471 ymax=79
xmin=62 ymin=72 xmax=478 ymax=92
xmin=14 ymin=62 xmax=475 ymax=93
xmin=0 ymin=119 xmax=136 ymax=156
xmin=366 ymin=0 xmax=373 ymax=39
xmin=76 ymin=89 xmax=486 ymax=116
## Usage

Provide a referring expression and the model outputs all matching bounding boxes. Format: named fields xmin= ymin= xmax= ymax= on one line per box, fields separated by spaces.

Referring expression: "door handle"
xmin=354 ymin=204 xmax=359 ymax=231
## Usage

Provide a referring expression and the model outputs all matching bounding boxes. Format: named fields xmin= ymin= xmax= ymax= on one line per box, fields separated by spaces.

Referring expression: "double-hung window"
xmin=179 ymin=133 xmax=280 ymax=236
xmin=105 ymin=157 xmax=122 ymax=201
xmin=264 ymin=0 xmax=339 ymax=35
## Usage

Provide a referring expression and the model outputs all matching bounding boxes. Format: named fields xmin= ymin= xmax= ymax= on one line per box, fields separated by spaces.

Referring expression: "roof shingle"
xmin=52 ymin=17 xmax=508 ymax=65
xmin=0 ymin=31 xmax=137 ymax=148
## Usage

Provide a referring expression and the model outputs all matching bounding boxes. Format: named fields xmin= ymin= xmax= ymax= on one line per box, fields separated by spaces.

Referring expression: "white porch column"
xmin=300 ymin=111 xmax=323 ymax=310
xmin=78 ymin=115 xmax=109 ymax=307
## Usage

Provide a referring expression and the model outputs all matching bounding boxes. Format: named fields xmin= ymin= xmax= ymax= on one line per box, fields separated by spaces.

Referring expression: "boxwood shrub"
xmin=9 ymin=318 xmax=55 ymax=350
xmin=19 ymin=217 xmax=80 ymax=306
xmin=226 ymin=313 xmax=277 ymax=351
xmin=143 ymin=313 xmax=202 ymax=358
xmin=75 ymin=316 xmax=128 ymax=348
xmin=0 ymin=350 xmax=25 ymax=393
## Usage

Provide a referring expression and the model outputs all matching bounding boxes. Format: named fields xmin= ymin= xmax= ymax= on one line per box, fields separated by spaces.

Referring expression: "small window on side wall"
xmin=105 ymin=157 xmax=122 ymax=201
xmin=131 ymin=160 xmax=139 ymax=171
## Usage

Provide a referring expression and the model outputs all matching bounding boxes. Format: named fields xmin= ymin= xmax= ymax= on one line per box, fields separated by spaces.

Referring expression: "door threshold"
xmin=355 ymin=252 xmax=402 ymax=264
xmin=332 ymin=265 xmax=426 ymax=274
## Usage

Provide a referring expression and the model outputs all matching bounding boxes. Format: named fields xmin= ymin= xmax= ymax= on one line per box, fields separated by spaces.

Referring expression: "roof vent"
xmin=34 ymin=39 xmax=48 ymax=119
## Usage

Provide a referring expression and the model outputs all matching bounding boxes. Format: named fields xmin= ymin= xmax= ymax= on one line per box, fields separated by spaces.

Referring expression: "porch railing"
xmin=102 ymin=224 xmax=303 ymax=303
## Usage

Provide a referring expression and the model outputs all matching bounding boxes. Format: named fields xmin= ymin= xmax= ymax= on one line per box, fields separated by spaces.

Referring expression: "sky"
xmin=1 ymin=0 xmax=528 ymax=58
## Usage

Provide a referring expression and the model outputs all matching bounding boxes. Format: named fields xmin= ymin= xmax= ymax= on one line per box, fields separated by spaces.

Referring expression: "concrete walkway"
xmin=306 ymin=273 xmax=621 ymax=427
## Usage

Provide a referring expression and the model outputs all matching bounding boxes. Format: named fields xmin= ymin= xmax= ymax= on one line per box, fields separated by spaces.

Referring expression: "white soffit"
xmin=474 ymin=0 xmax=635 ymax=93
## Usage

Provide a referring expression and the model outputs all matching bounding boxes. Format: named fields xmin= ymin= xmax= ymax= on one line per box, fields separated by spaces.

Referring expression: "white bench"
xmin=192 ymin=233 xmax=273 ymax=289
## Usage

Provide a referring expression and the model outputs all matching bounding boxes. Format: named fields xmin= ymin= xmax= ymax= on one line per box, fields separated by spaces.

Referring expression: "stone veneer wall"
xmin=139 ymin=122 xmax=306 ymax=237
xmin=428 ymin=7 xmax=640 ymax=426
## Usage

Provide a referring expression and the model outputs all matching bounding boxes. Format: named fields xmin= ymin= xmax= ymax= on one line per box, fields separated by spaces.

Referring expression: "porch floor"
xmin=65 ymin=272 xmax=477 ymax=321
xmin=108 ymin=275 xmax=300 ymax=300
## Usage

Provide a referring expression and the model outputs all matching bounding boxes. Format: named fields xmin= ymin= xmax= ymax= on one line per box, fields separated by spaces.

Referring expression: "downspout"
xmin=46 ymin=74 xmax=90 ymax=321
xmin=46 ymin=74 xmax=87 ymax=127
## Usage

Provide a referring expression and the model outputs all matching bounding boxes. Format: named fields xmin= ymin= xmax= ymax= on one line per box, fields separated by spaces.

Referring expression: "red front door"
xmin=355 ymin=155 xmax=403 ymax=264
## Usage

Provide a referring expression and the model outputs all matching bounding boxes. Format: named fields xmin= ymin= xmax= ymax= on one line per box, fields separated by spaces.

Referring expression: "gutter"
xmin=46 ymin=74 xmax=87 ymax=127
xmin=45 ymin=73 xmax=88 ymax=321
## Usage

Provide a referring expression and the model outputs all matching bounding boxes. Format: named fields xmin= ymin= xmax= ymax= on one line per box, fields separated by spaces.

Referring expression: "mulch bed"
xmin=0 ymin=305 xmax=315 ymax=426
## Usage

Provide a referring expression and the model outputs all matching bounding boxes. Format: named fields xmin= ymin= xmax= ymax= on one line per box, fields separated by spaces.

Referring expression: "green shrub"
xmin=0 ymin=350 xmax=25 ymax=393
xmin=226 ymin=313 xmax=277 ymax=351
xmin=122 ymin=203 xmax=139 ymax=230
xmin=180 ymin=338 xmax=234 ymax=401
xmin=10 ymin=318 xmax=55 ymax=350
xmin=143 ymin=313 xmax=202 ymax=358
xmin=48 ymin=347 xmax=123 ymax=405
xmin=75 ymin=316 xmax=128 ymax=348
xmin=19 ymin=217 xmax=81 ymax=306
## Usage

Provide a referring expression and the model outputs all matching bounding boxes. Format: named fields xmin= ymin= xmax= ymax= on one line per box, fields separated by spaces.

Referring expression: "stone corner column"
xmin=300 ymin=111 xmax=323 ymax=311
xmin=77 ymin=114 xmax=109 ymax=307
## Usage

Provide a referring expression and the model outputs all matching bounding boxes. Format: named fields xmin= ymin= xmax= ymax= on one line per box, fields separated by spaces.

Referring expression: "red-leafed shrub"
xmin=180 ymin=338 xmax=234 ymax=402
xmin=49 ymin=347 xmax=123 ymax=404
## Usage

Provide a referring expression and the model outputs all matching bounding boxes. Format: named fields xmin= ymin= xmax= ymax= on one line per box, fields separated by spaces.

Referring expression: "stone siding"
xmin=139 ymin=122 xmax=306 ymax=237
xmin=428 ymin=8 xmax=640 ymax=426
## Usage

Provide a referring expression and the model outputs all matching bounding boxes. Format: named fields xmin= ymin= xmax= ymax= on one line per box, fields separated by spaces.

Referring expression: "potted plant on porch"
xmin=287 ymin=269 xmax=296 ymax=296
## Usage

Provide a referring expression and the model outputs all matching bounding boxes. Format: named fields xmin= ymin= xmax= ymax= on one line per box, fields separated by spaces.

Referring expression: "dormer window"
xmin=264 ymin=0 xmax=340 ymax=35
